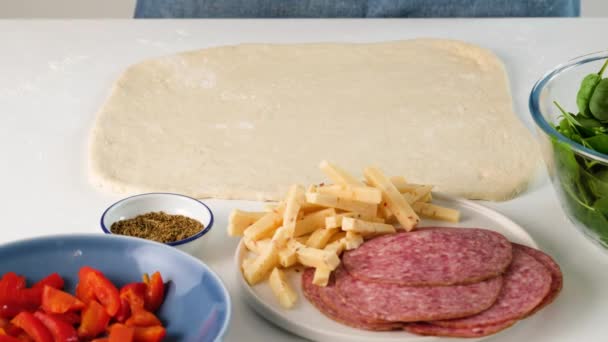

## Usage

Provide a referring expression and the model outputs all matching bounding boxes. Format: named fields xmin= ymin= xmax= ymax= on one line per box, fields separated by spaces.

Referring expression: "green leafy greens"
xmin=553 ymin=59 xmax=608 ymax=246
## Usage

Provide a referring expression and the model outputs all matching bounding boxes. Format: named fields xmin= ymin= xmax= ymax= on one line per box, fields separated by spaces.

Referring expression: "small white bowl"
xmin=100 ymin=193 xmax=213 ymax=256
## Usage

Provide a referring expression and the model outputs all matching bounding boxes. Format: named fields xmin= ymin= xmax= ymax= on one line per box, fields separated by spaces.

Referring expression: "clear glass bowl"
xmin=530 ymin=51 xmax=608 ymax=249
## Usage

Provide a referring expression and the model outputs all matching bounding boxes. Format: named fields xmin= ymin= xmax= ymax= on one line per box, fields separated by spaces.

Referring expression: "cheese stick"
xmin=412 ymin=202 xmax=460 ymax=222
xmin=227 ymin=209 xmax=266 ymax=236
xmin=364 ymin=167 xmax=419 ymax=231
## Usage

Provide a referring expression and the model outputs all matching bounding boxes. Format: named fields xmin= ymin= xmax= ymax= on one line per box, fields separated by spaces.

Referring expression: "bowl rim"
xmin=0 ymin=233 xmax=232 ymax=340
xmin=100 ymin=192 xmax=214 ymax=246
xmin=529 ymin=50 xmax=608 ymax=163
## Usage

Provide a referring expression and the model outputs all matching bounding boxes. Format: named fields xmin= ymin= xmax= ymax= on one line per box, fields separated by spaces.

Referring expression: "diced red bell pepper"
xmin=0 ymin=289 xmax=42 ymax=319
xmin=114 ymin=298 xmax=131 ymax=323
xmin=42 ymin=313 xmax=80 ymax=327
xmin=0 ymin=274 xmax=37 ymax=319
xmin=41 ymin=286 xmax=84 ymax=314
xmin=120 ymin=283 xmax=146 ymax=311
xmin=4 ymin=326 xmax=31 ymax=342
xmin=78 ymin=268 xmax=120 ymax=317
xmin=33 ymin=312 xmax=78 ymax=342
xmin=75 ymin=282 xmax=95 ymax=305
xmin=0 ymin=274 xmax=26 ymax=293
xmin=91 ymin=274 xmax=120 ymax=317
xmin=108 ymin=324 xmax=135 ymax=342
xmin=90 ymin=339 xmax=108 ymax=342
xmin=76 ymin=267 xmax=101 ymax=305
xmin=142 ymin=273 xmax=164 ymax=312
xmin=0 ymin=336 xmax=22 ymax=342
xmin=125 ymin=309 xmax=161 ymax=327
xmin=77 ymin=301 xmax=110 ymax=339
xmin=15 ymin=334 xmax=33 ymax=342
xmin=10 ymin=312 xmax=53 ymax=342
xmin=32 ymin=275 xmax=64 ymax=291
xmin=4 ymin=324 xmax=23 ymax=337
xmin=133 ymin=325 xmax=166 ymax=342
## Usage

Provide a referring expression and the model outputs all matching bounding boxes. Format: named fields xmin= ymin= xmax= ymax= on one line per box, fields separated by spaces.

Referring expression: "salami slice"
xmin=334 ymin=266 xmax=503 ymax=322
xmin=301 ymin=268 xmax=401 ymax=331
xmin=431 ymin=245 xmax=551 ymax=328
xmin=404 ymin=320 xmax=517 ymax=338
xmin=342 ymin=227 xmax=512 ymax=286
xmin=514 ymin=243 xmax=563 ymax=316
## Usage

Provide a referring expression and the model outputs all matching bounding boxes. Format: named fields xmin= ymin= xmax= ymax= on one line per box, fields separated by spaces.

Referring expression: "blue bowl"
xmin=0 ymin=234 xmax=231 ymax=342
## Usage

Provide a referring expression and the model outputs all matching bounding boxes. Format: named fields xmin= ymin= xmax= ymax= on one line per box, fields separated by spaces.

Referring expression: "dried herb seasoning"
xmin=110 ymin=211 xmax=203 ymax=243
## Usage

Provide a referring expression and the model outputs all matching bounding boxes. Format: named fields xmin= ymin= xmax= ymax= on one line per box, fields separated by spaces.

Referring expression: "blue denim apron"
xmin=135 ymin=0 xmax=580 ymax=18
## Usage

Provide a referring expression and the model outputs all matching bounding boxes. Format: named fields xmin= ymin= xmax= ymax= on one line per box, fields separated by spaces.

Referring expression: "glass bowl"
xmin=530 ymin=51 xmax=608 ymax=249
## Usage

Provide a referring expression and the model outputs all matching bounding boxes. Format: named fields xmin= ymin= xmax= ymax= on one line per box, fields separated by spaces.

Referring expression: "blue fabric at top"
xmin=135 ymin=0 xmax=581 ymax=18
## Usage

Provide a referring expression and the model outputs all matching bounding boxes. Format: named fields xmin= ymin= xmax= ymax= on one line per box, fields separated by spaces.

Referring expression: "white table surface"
xmin=0 ymin=18 xmax=607 ymax=342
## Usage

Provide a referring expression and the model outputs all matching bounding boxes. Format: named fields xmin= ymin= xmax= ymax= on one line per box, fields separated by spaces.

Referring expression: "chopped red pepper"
xmin=41 ymin=286 xmax=84 ymax=315
xmin=125 ymin=310 xmax=161 ymax=328
xmin=0 ymin=274 xmax=26 ymax=292
xmin=0 ymin=274 xmax=37 ymax=319
xmin=78 ymin=268 xmax=120 ymax=317
xmin=114 ymin=298 xmax=131 ymax=323
xmin=108 ymin=324 xmax=134 ymax=342
xmin=3 ymin=324 xmax=23 ymax=337
xmin=75 ymin=268 xmax=102 ymax=305
xmin=142 ymin=273 xmax=164 ymax=312
xmin=42 ymin=313 xmax=79 ymax=327
xmin=77 ymin=301 xmax=110 ymax=339
xmin=133 ymin=325 xmax=166 ymax=342
xmin=15 ymin=333 xmax=33 ymax=342
xmin=10 ymin=312 xmax=53 ymax=342
xmin=32 ymin=275 xmax=63 ymax=291
xmin=0 ymin=289 xmax=42 ymax=319
xmin=120 ymin=283 xmax=146 ymax=312
xmin=74 ymin=283 xmax=95 ymax=306
xmin=0 ymin=269 xmax=167 ymax=341
xmin=33 ymin=311 xmax=78 ymax=342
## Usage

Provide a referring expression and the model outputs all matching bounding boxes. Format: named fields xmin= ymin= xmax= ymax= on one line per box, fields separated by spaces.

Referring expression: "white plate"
xmin=234 ymin=194 xmax=538 ymax=342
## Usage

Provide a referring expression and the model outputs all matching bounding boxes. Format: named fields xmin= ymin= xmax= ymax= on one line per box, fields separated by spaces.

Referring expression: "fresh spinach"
xmin=590 ymin=79 xmax=608 ymax=121
xmin=577 ymin=74 xmax=602 ymax=117
xmin=552 ymin=59 xmax=608 ymax=247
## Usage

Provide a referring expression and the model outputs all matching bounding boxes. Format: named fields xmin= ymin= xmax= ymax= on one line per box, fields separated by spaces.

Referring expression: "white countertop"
xmin=0 ymin=18 xmax=607 ymax=342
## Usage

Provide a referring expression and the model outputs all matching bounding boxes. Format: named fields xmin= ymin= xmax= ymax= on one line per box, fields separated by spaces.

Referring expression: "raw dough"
xmin=89 ymin=39 xmax=539 ymax=201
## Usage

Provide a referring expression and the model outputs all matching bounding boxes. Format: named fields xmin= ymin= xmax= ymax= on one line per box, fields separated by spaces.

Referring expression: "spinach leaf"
xmin=594 ymin=196 xmax=608 ymax=216
xmin=578 ymin=59 xmax=608 ymax=118
xmin=577 ymin=74 xmax=602 ymax=117
xmin=587 ymin=169 xmax=608 ymax=198
xmin=585 ymin=135 xmax=608 ymax=154
xmin=590 ymin=78 xmax=608 ymax=122
xmin=576 ymin=116 xmax=606 ymax=137
xmin=553 ymin=139 xmax=579 ymax=177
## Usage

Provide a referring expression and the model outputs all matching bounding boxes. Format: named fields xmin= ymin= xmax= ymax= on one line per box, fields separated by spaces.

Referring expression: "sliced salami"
xmin=431 ymin=245 xmax=551 ymax=328
xmin=514 ymin=243 xmax=563 ymax=316
xmin=404 ymin=320 xmax=517 ymax=338
xmin=301 ymin=268 xmax=401 ymax=331
xmin=342 ymin=227 xmax=512 ymax=286
xmin=334 ymin=266 xmax=503 ymax=322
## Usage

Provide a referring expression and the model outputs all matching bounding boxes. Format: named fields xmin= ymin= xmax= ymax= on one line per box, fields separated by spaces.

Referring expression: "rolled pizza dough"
xmin=89 ymin=39 xmax=539 ymax=201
